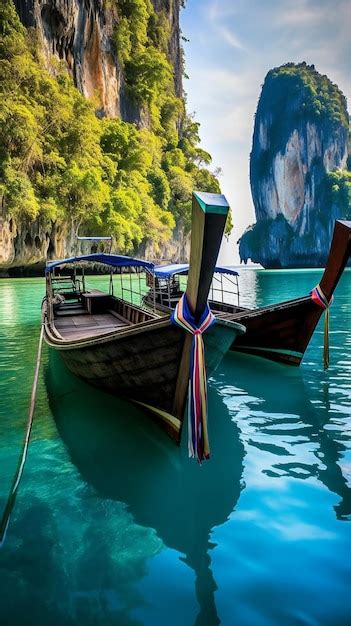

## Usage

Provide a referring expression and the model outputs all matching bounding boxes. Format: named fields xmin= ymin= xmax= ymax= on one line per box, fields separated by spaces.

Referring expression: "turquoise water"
xmin=0 ymin=270 xmax=350 ymax=625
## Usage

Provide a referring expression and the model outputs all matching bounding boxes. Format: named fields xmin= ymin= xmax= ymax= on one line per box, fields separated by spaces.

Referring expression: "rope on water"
xmin=172 ymin=294 xmax=215 ymax=463
xmin=0 ymin=324 xmax=44 ymax=548
xmin=311 ymin=284 xmax=333 ymax=370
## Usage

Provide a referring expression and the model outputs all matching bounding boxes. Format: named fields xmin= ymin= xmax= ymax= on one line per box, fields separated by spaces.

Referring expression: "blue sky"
xmin=180 ymin=0 xmax=351 ymax=262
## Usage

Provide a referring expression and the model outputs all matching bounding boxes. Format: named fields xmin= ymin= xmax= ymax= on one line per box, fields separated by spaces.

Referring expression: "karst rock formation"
xmin=0 ymin=0 xmax=183 ymax=273
xmin=239 ymin=63 xmax=349 ymax=268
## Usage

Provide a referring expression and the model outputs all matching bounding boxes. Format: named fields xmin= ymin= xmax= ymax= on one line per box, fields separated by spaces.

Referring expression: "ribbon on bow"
xmin=311 ymin=284 xmax=334 ymax=370
xmin=172 ymin=293 xmax=216 ymax=463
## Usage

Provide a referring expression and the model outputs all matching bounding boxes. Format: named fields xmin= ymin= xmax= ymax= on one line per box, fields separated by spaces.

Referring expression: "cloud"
xmin=272 ymin=0 xmax=351 ymax=56
xmin=218 ymin=26 xmax=245 ymax=51
xmin=181 ymin=0 xmax=351 ymax=260
xmin=206 ymin=0 xmax=246 ymax=52
xmin=272 ymin=0 xmax=327 ymax=26
xmin=185 ymin=65 xmax=260 ymax=143
xmin=207 ymin=0 xmax=238 ymax=21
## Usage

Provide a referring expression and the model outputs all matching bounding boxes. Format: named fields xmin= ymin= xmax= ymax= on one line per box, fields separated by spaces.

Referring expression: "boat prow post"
xmin=172 ymin=191 xmax=230 ymax=451
xmin=185 ymin=191 xmax=230 ymax=321
xmin=319 ymin=220 xmax=351 ymax=301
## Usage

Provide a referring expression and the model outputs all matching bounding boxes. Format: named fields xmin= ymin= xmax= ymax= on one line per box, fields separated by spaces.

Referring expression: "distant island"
xmin=0 ymin=0 xmax=224 ymax=274
xmin=239 ymin=62 xmax=351 ymax=268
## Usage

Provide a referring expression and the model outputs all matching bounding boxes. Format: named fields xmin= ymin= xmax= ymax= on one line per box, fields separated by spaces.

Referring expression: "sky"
xmin=180 ymin=0 xmax=351 ymax=263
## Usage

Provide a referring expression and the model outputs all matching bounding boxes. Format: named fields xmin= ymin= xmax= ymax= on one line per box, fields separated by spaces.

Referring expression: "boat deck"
xmin=54 ymin=308 xmax=128 ymax=340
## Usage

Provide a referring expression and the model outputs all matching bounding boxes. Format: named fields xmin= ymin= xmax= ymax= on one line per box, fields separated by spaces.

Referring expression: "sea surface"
xmin=0 ymin=269 xmax=350 ymax=626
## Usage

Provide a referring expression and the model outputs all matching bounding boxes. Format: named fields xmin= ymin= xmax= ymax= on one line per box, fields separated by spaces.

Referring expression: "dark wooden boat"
xmin=147 ymin=220 xmax=351 ymax=367
xmin=42 ymin=192 xmax=245 ymax=445
xmin=224 ymin=219 xmax=351 ymax=365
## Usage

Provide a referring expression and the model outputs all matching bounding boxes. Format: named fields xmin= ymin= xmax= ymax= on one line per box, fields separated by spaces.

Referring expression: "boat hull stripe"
xmin=233 ymin=345 xmax=303 ymax=358
xmin=133 ymin=401 xmax=181 ymax=433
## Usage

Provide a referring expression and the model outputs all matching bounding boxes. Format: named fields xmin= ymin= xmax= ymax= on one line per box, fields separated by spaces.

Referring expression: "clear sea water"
xmin=0 ymin=269 xmax=350 ymax=626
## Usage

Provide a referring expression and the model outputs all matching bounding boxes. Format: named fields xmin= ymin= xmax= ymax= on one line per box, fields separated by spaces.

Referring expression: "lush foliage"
xmin=0 ymin=1 xmax=223 ymax=255
xmin=267 ymin=62 xmax=349 ymax=128
xmin=113 ymin=1 xmax=184 ymax=144
xmin=326 ymin=169 xmax=351 ymax=219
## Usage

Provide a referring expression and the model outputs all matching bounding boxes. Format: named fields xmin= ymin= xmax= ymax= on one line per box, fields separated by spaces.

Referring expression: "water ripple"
xmin=1 ymin=271 xmax=351 ymax=625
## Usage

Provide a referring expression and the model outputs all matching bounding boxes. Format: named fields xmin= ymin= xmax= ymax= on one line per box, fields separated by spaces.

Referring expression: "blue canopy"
xmin=154 ymin=263 xmax=239 ymax=278
xmin=45 ymin=253 xmax=154 ymax=274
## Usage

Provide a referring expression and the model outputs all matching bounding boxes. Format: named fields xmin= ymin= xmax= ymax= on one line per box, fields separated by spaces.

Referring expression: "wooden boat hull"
xmin=225 ymin=296 xmax=320 ymax=365
xmin=230 ymin=220 xmax=351 ymax=366
xmin=147 ymin=296 xmax=320 ymax=366
xmin=44 ymin=309 xmax=244 ymax=441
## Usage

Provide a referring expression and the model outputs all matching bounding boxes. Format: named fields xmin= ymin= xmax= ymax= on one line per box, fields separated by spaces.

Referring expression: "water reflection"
xmin=213 ymin=352 xmax=351 ymax=520
xmin=0 ymin=285 xmax=17 ymax=328
xmin=233 ymin=267 xmax=260 ymax=309
xmin=45 ymin=351 xmax=245 ymax=626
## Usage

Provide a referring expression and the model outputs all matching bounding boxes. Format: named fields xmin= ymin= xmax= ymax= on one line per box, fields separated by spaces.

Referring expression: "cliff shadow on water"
xmin=45 ymin=350 xmax=245 ymax=626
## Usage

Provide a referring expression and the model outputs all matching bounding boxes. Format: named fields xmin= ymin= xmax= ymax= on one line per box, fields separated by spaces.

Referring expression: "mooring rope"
xmin=0 ymin=324 xmax=44 ymax=548
xmin=311 ymin=284 xmax=333 ymax=370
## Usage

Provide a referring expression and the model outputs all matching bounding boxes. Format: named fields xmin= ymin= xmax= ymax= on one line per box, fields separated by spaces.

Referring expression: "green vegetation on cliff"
xmin=0 ymin=1 xmax=222 ymax=255
xmin=326 ymin=169 xmax=351 ymax=220
xmin=268 ymin=62 xmax=349 ymax=128
xmin=113 ymin=0 xmax=181 ymax=142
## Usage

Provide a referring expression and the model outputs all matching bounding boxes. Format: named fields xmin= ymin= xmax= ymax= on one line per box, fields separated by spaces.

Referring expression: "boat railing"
xmin=151 ymin=274 xmax=182 ymax=308
xmin=209 ymin=273 xmax=240 ymax=307
xmin=109 ymin=267 xmax=157 ymax=313
xmin=50 ymin=273 xmax=82 ymax=301
xmin=150 ymin=271 xmax=240 ymax=309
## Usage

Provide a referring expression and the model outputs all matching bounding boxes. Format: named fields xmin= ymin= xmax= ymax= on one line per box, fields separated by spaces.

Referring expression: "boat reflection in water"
xmin=46 ymin=351 xmax=245 ymax=626
xmin=213 ymin=351 xmax=351 ymax=521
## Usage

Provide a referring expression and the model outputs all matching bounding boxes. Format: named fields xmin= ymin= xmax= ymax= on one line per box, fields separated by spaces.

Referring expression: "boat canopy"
xmin=45 ymin=253 xmax=154 ymax=274
xmin=154 ymin=263 xmax=239 ymax=278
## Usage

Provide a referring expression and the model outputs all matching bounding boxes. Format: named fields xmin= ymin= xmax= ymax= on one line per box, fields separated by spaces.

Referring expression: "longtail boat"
xmin=42 ymin=192 xmax=245 ymax=459
xmin=146 ymin=220 xmax=351 ymax=367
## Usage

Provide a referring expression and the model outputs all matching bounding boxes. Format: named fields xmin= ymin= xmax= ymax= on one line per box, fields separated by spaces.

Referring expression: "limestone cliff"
xmin=239 ymin=63 xmax=350 ymax=268
xmin=1 ymin=0 xmax=189 ymax=274
xmin=13 ymin=0 xmax=182 ymax=119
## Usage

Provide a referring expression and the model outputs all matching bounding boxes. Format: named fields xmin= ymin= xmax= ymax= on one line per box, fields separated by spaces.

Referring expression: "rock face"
xmin=239 ymin=63 xmax=349 ymax=268
xmin=1 ymin=0 xmax=183 ymax=273
xmin=0 ymin=214 xmax=77 ymax=275
xmin=13 ymin=0 xmax=182 ymax=119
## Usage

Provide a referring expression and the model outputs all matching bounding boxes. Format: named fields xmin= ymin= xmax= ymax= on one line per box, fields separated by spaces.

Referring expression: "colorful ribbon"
xmin=311 ymin=284 xmax=333 ymax=370
xmin=172 ymin=293 xmax=216 ymax=463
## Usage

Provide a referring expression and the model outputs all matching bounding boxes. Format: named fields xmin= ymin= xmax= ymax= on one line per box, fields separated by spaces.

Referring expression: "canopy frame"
xmin=46 ymin=253 xmax=156 ymax=313
xmin=153 ymin=263 xmax=240 ymax=307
